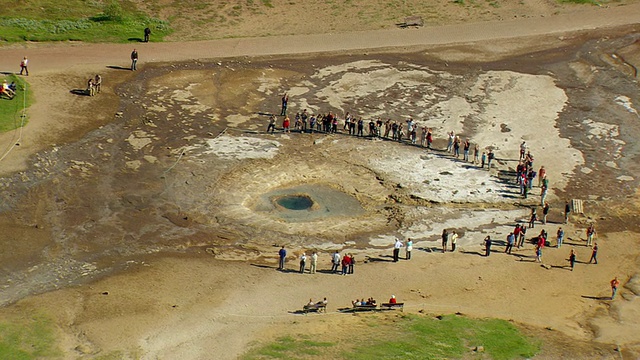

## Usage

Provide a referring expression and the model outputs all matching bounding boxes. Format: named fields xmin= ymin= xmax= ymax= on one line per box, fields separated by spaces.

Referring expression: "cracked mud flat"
xmin=1 ymin=28 xmax=640 ymax=358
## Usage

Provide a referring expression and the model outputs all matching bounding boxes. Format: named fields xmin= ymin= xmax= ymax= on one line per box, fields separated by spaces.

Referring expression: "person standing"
xmin=518 ymin=224 xmax=527 ymax=248
xmin=341 ymin=253 xmax=350 ymax=275
xmin=426 ymin=128 xmax=433 ymax=149
xmin=484 ymin=236 xmax=492 ymax=257
xmin=529 ymin=208 xmax=537 ymax=228
xmin=331 ymin=251 xmax=341 ymax=273
xmin=299 ymin=253 xmax=308 ymax=274
xmin=393 ymin=238 xmax=403 ymax=262
xmin=569 ymin=249 xmax=576 ymax=271
xmin=538 ymin=166 xmax=546 ymax=187
xmin=586 ymin=224 xmax=596 ymax=246
xmin=473 ymin=144 xmax=479 ymax=164
xmin=557 ymin=227 xmax=564 ymax=248
xmin=481 ymin=152 xmax=486 ymax=169
xmin=280 ymin=93 xmax=289 ymax=116
xmin=564 ymin=201 xmax=571 ymax=224
xmin=144 ymin=26 xmax=151 ymax=42
xmin=348 ymin=254 xmax=355 ymax=274
xmin=278 ymin=246 xmax=287 ymax=271
xmin=19 ymin=56 xmax=29 ymax=76
xmin=405 ymin=238 xmax=413 ymax=260
xmin=282 ymin=116 xmax=290 ymax=133
xmin=589 ymin=243 xmax=598 ymax=264
xmin=505 ymin=232 xmax=515 ymax=254
xmin=535 ymin=245 xmax=542 ymax=263
xmin=610 ymin=277 xmax=620 ymax=299
xmin=267 ymin=114 xmax=276 ymax=133
xmin=540 ymin=184 xmax=548 ymax=207
xmin=94 ymin=74 xmax=102 ymax=94
xmin=487 ymin=149 xmax=495 ymax=169
xmin=542 ymin=202 xmax=550 ymax=224
xmin=463 ymin=139 xmax=470 ymax=161
xmin=310 ymin=251 xmax=318 ymax=274
xmin=130 ymin=49 xmax=138 ymax=71
xmin=450 ymin=231 xmax=458 ymax=252
xmin=441 ymin=229 xmax=449 ymax=253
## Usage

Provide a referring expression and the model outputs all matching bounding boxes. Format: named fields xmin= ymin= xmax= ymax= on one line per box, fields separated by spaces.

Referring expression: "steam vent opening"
xmin=276 ymin=195 xmax=314 ymax=210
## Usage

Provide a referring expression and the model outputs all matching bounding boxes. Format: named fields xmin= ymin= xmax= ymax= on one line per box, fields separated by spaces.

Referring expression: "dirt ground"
xmin=1 ymin=2 xmax=640 ymax=360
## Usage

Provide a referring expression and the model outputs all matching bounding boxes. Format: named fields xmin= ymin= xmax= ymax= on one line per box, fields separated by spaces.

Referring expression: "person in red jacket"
xmin=389 ymin=295 xmax=397 ymax=304
xmin=341 ymin=253 xmax=351 ymax=275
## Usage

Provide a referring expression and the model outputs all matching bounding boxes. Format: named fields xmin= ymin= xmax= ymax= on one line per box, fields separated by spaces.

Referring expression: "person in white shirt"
xmin=310 ymin=251 xmax=318 ymax=274
xmin=393 ymin=239 xmax=403 ymax=262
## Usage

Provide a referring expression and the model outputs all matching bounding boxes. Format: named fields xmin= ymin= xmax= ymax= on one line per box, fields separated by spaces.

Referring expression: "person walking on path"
xmin=278 ymin=245 xmax=287 ymax=271
xmin=144 ymin=27 xmax=151 ymax=42
xmin=450 ymin=231 xmax=458 ymax=252
xmin=130 ymin=49 xmax=138 ymax=71
xmin=564 ymin=201 xmax=571 ymax=224
xmin=586 ymin=224 xmax=596 ymax=246
xmin=441 ymin=229 xmax=449 ymax=253
xmin=557 ymin=227 xmax=564 ymax=248
xmin=569 ymin=249 xmax=576 ymax=271
xmin=299 ymin=253 xmax=308 ymax=274
xmin=310 ymin=251 xmax=318 ymax=274
xmin=331 ymin=250 xmax=341 ymax=273
xmin=484 ymin=236 xmax=492 ymax=257
xmin=405 ymin=238 xmax=413 ymax=260
xmin=19 ymin=56 xmax=29 ymax=76
xmin=393 ymin=238 xmax=403 ymax=262
xmin=280 ymin=93 xmax=289 ymax=116
xmin=611 ymin=277 xmax=621 ymax=299
xmin=589 ymin=243 xmax=599 ymax=264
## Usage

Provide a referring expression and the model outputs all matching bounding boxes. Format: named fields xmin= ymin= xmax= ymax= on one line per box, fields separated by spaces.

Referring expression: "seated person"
xmin=307 ymin=299 xmax=315 ymax=307
xmin=1 ymin=80 xmax=15 ymax=98
xmin=368 ymin=297 xmax=377 ymax=306
xmin=389 ymin=295 xmax=397 ymax=304
xmin=316 ymin=297 xmax=327 ymax=306
xmin=8 ymin=82 xmax=17 ymax=92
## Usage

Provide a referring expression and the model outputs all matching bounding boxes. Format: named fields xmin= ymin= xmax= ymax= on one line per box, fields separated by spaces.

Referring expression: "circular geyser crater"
xmin=275 ymin=194 xmax=314 ymax=211
xmin=255 ymin=184 xmax=364 ymax=222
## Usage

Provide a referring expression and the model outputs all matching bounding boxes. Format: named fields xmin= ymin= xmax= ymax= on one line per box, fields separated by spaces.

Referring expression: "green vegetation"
xmin=0 ymin=75 xmax=33 ymax=133
xmin=244 ymin=336 xmax=335 ymax=359
xmin=0 ymin=0 xmax=171 ymax=43
xmin=243 ymin=314 xmax=540 ymax=360
xmin=0 ymin=314 xmax=60 ymax=359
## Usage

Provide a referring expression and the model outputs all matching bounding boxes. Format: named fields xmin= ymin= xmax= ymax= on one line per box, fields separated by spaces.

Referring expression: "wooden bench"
xmin=303 ymin=303 xmax=327 ymax=314
xmin=381 ymin=302 xmax=404 ymax=311
xmin=352 ymin=304 xmax=378 ymax=312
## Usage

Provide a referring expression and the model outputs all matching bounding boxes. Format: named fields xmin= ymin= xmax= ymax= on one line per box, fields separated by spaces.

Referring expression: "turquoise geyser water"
xmin=255 ymin=184 xmax=364 ymax=222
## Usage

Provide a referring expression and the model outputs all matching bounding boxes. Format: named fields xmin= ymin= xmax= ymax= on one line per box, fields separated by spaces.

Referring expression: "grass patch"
xmin=0 ymin=1 xmax=171 ymax=43
xmin=0 ymin=75 xmax=33 ymax=133
xmin=0 ymin=314 xmax=60 ymax=359
xmin=242 ymin=314 xmax=540 ymax=360
xmin=243 ymin=336 xmax=335 ymax=359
